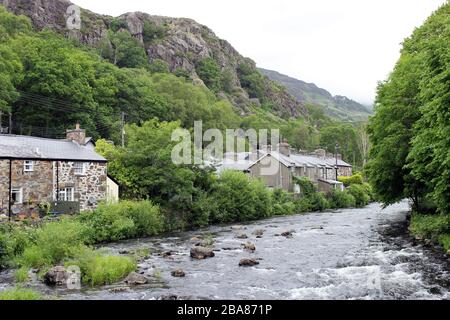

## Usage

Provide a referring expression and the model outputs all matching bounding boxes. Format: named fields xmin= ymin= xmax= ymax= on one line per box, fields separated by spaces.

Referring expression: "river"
xmin=1 ymin=201 xmax=449 ymax=300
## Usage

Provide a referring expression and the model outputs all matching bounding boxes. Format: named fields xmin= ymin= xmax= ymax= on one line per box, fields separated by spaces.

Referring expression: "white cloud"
xmin=73 ymin=0 xmax=446 ymax=105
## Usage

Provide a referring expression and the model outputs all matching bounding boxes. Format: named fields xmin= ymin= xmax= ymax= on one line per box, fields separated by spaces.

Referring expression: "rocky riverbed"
xmin=0 ymin=202 xmax=449 ymax=300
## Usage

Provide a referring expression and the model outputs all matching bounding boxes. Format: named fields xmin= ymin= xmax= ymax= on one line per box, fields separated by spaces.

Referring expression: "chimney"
xmin=314 ymin=149 xmax=326 ymax=159
xmin=278 ymin=139 xmax=291 ymax=157
xmin=337 ymin=154 xmax=342 ymax=161
xmin=66 ymin=123 xmax=86 ymax=145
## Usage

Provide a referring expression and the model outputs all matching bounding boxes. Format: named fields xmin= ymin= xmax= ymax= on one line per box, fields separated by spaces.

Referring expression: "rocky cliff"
xmin=1 ymin=0 xmax=306 ymax=118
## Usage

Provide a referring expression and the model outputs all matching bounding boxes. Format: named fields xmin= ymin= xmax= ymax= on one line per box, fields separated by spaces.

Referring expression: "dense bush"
xmin=0 ymin=287 xmax=42 ymax=300
xmin=196 ymin=58 xmax=222 ymax=92
xmin=347 ymin=184 xmax=370 ymax=207
xmin=410 ymin=214 xmax=450 ymax=242
xmin=18 ymin=219 xmax=87 ymax=268
xmin=78 ymin=201 xmax=164 ymax=243
xmin=0 ymin=224 xmax=34 ymax=269
xmin=211 ymin=171 xmax=273 ymax=223
xmin=328 ymin=189 xmax=356 ymax=209
xmin=295 ymin=192 xmax=329 ymax=213
xmin=338 ymin=174 xmax=364 ymax=187
xmin=272 ymin=189 xmax=296 ymax=216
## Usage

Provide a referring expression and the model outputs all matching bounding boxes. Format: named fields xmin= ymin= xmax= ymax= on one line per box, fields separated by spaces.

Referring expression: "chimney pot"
xmin=66 ymin=124 xmax=86 ymax=145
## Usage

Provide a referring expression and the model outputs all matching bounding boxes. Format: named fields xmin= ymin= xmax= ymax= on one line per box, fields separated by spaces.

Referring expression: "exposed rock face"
xmin=1 ymin=0 xmax=307 ymax=118
xmin=190 ymin=246 xmax=215 ymax=260
xmin=124 ymin=272 xmax=148 ymax=285
xmin=44 ymin=266 xmax=68 ymax=286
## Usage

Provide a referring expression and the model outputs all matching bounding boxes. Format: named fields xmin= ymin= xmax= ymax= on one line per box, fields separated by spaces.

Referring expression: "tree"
xmin=104 ymin=30 xmax=147 ymax=69
xmin=196 ymin=58 xmax=221 ymax=92
xmin=367 ymin=2 xmax=449 ymax=212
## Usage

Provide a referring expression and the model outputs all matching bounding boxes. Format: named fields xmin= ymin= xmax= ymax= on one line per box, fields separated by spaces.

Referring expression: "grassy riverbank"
xmin=409 ymin=213 xmax=450 ymax=253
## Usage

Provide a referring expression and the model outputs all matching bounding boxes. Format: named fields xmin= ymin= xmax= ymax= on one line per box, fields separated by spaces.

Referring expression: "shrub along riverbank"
xmin=409 ymin=214 xmax=450 ymax=253
xmin=0 ymin=172 xmax=373 ymax=295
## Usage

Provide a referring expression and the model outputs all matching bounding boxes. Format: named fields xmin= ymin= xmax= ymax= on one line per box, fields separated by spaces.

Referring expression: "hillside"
xmin=0 ymin=0 xmax=306 ymax=119
xmin=260 ymin=68 xmax=372 ymax=122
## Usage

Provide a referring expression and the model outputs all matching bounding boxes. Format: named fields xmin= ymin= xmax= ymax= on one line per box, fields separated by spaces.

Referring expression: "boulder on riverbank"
xmin=44 ymin=266 xmax=68 ymax=286
xmin=124 ymin=272 xmax=149 ymax=285
xmin=190 ymin=246 xmax=215 ymax=260
xmin=239 ymin=259 xmax=260 ymax=267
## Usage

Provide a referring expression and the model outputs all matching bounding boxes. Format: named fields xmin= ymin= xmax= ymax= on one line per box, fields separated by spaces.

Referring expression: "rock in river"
xmin=190 ymin=246 xmax=215 ymax=260
xmin=243 ymin=242 xmax=256 ymax=252
xmin=124 ymin=272 xmax=149 ymax=285
xmin=44 ymin=266 xmax=68 ymax=286
xmin=252 ymin=229 xmax=265 ymax=238
xmin=171 ymin=269 xmax=186 ymax=278
xmin=239 ymin=259 xmax=260 ymax=267
xmin=235 ymin=233 xmax=248 ymax=239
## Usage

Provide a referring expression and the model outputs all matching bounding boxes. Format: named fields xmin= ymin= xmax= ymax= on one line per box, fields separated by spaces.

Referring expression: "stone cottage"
xmin=214 ymin=141 xmax=352 ymax=194
xmin=0 ymin=124 xmax=118 ymax=219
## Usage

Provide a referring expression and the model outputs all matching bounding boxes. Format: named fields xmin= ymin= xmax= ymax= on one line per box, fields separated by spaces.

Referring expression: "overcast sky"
xmin=74 ymin=0 xmax=446 ymax=106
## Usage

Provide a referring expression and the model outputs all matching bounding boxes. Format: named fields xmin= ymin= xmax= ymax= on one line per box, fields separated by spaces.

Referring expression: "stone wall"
xmin=0 ymin=159 xmax=107 ymax=217
xmin=338 ymin=166 xmax=353 ymax=177
xmin=0 ymin=160 xmax=53 ymax=216
xmin=56 ymin=161 xmax=107 ymax=211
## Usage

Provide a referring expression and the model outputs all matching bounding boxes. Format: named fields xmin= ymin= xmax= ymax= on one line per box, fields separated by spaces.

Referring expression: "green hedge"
xmin=338 ymin=174 xmax=364 ymax=187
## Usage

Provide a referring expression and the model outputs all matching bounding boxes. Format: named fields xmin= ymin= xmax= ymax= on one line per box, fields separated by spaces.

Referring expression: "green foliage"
xmin=18 ymin=219 xmax=87 ymax=268
xmin=237 ymin=61 xmax=266 ymax=101
xmin=320 ymin=123 xmax=361 ymax=165
xmin=367 ymin=2 xmax=449 ymax=214
xmin=143 ymin=21 xmax=167 ymax=44
xmin=338 ymin=174 xmax=364 ymax=187
xmin=347 ymin=184 xmax=370 ymax=207
xmin=196 ymin=58 xmax=222 ymax=92
xmin=294 ymin=177 xmax=316 ymax=197
xmin=14 ymin=267 xmax=29 ymax=283
xmin=109 ymin=18 xmax=128 ymax=32
xmin=78 ymin=201 xmax=164 ymax=243
xmin=104 ymin=30 xmax=148 ymax=68
xmin=211 ymin=170 xmax=273 ymax=223
xmin=148 ymin=59 xmax=170 ymax=74
xmin=0 ymin=224 xmax=34 ymax=269
xmin=68 ymin=248 xmax=136 ymax=287
xmin=0 ymin=287 xmax=42 ymax=300
xmin=272 ymin=189 xmax=296 ymax=216
xmin=328 ymin=189 xmax=356 ymax=209
xmin=410 ymin=214 xmax=450 ymax=244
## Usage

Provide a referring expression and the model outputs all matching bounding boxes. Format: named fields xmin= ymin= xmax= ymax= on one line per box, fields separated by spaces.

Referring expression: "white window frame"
xmin=11 ymin=188 xmax=23 ymax=204
xmin=59 ymin=188 xmax=75 ymax=202
xmin=74 ymin=162 xmax=87 ymax=175
xmin=24 ymin=160 xmax=34 ymax=172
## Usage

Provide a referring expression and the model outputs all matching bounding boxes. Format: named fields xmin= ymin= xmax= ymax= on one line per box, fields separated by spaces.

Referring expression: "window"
xmin=59 ymin=188 xmax=74 ymax=202
xmin=11 ymin=188 xmax=23 ymax=204
xmin=74 ymin=162 xmax=86 ymax=175
xmin=24 ymin=161 xmax=34 ymax=172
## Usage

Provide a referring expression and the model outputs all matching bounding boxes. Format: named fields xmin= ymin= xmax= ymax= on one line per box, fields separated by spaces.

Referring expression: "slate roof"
xmin=0 ymin=134 xmax=107 ymax=162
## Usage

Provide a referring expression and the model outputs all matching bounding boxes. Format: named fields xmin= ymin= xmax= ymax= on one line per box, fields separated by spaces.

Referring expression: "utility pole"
xmin=8 ymin=113 xmax=12 ymax=134
xmin=335 ymin=143 xmax=339 ymax=181
xmin=121 ymin=112 xmax=126 ymax=148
